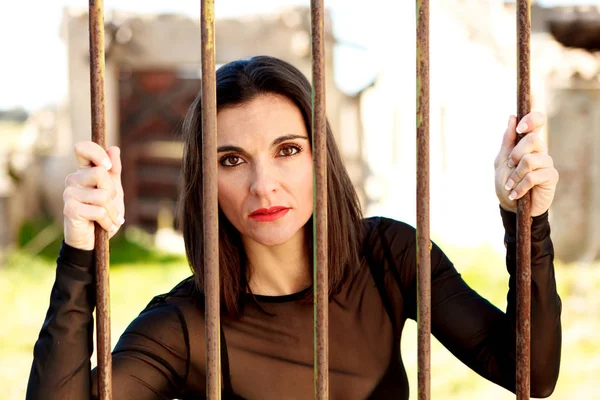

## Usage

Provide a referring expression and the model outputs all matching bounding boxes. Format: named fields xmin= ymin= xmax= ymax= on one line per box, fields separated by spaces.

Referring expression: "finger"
xmin=74 ymin=141 xmax=113 ymax=170
xmin=499 ymin=115 xmax=518 ymax=158
xmin=63 ymin=186 xmax=122 ymax=226
xmin=65 ymin=167 xmax=116 ymax=197
xmin=63 ymin=200 xmax=120 ymax=235
xmin=504 ymin=153 xmax=553 ymax=191
xmin=516 ymin=111 xmax=546 ymax=135
xmin=508 ymin=132 xmax=548 ymax=168
xmin=507 ymin=168 xmax=558 ymax=201
xmin=106 ymin=146 xmax=122 ymax=181
xmin=105 ymin=147 xmax=125 ymax=221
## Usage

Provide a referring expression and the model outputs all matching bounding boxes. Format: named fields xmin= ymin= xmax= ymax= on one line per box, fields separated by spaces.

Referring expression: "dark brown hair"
xmin=180 ymin=55 xmax=363 ymax=316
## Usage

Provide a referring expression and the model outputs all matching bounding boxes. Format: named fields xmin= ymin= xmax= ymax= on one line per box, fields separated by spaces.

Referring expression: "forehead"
xmin=216 ymin=94 xmax=307 ymax=143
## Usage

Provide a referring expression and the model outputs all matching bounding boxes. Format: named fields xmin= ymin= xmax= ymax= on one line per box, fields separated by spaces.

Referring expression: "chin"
xmin=246 ymin=226 xmax=300 ymax=247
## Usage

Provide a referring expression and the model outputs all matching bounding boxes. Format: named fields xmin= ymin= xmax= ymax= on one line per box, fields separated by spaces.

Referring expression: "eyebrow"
xmin=217 ymin=134 xmax=309 ymax=154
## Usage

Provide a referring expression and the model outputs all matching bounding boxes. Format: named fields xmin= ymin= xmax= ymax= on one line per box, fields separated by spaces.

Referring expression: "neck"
xmin=243 ymin=227 xmax=311 ymax=296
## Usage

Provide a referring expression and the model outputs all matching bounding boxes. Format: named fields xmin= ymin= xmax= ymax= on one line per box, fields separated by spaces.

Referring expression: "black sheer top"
xmin=26 ymin=209 xmax=561 ymax=399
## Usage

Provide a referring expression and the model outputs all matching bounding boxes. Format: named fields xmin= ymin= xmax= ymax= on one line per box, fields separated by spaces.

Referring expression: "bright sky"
xmin=0 ymin=0 xmax=597 ymax=111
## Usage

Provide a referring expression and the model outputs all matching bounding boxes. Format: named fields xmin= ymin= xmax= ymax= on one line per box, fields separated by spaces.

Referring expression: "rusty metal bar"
xmin=416 ymin=1 xmax=431 ymax=399
xmin=310 ymin=0 xmax=328 ymax=398
xmin=88 ymin=1 xmax=112 ymax=399
xmin=516 ymin=1 xmax=532 ymax=399
xmin=201 ymin=0 xmax=221 ymax=399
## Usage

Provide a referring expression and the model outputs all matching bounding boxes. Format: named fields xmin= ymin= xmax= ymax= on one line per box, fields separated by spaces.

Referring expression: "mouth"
xmin=249 ymin=206 xmax=291 ymax=222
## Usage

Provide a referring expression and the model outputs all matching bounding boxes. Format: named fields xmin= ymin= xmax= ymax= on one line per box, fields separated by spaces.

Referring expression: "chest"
xmin=220 ymin=287 xmax=396 ymax=399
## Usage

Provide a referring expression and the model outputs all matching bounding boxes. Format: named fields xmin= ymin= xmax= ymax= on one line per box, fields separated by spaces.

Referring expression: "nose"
xmin=249 ymin=160 xmax=278 ymax=197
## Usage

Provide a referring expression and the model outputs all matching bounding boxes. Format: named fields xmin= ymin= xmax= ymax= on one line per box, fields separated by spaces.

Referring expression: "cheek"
xmin=218 ymin=175 xmax=242 ymax=214
xmin=291 ymin=155 xmax=314 ymax=203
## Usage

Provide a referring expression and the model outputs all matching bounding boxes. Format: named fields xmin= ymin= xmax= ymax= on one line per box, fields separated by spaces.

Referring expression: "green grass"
xmin=1 ymin=234 xmax=599 ymax=399
xmin=16 ymin=218 xmax=184 ymax=266
xmin=0 ymin=231 xmax=192 ymax=399
xmin=402 ymin=245 xmax=600 ymax=399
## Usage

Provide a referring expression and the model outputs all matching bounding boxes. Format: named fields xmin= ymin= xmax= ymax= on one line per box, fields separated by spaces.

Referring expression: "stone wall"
xmin=35 ymin=7 xmax=363 ymax=224
xmin=548 ymin=81 xmax=600 ymax=262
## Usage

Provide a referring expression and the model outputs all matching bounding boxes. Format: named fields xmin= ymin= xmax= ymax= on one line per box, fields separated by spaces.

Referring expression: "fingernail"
xmin=508 ymin=190 xmax=517 ymax=201
xmin=109 ymin=224 xmax=119 ymax=234
xmin=516 ymin=122 xmax=528 ymax=134
xmin=505 ymin=179 xmax=515 ymax=191
xmin=102 ymin=159 xmax=113 ymax=170
xmin=118 ymin=215 xmax=125 ymax=225
xmin=508 ymin=159 xmax=515 ymax=168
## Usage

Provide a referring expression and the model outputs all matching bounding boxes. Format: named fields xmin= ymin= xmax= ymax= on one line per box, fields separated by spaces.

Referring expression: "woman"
xmin=26 ymin=56 xmax=561 ymax=399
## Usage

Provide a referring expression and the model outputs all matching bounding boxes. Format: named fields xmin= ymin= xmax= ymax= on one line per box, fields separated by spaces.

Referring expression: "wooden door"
xmin=119 ymin=68 xmax=201 ymax=233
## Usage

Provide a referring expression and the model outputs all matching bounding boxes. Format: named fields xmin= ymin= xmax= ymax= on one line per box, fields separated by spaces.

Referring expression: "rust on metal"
xmin=310 ymin=0 xmax=329 ymax=398
xmin=516 ymin=1 xmax=532 ymax=399
xmin=201 ymin=0 xmax=221 ymax=398
xmin=416 ymin=1 xmax=431 ymax=399
xmin=89 ymin=1 xmax=112 ymax=399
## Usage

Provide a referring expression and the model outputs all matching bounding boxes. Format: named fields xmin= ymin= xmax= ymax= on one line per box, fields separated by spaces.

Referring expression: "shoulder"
xmin=115 ymin=277 xmax=201 ymax=348
xmin=112 ymin=279 xmax=197 ymax=388
xmin=144 ymin=276 xmax=199 ymax=311
xmin=116 ymin=277 xmax=200 ymax=357
xmin=361 ymin=216 xmax=416 ymax=255
xmin=360 ymin=216 xmax=452 ymax=277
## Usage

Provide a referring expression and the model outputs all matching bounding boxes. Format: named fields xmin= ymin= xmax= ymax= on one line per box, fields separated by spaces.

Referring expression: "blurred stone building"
xmin=359 ymin=1 xmax=600 ymax=260
xmin=5 ymin=7 xmax=365 ymax=247
xmin=3 ymin=2 xmax=600 ymax=262
xmin=534 ymin=5 xmax=600 ymax=262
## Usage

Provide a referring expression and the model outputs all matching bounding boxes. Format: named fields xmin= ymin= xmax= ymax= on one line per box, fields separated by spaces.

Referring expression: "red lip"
xmin=249 ymin=206 xmax=290 ymax=222
xmin=249 ymin=206 xmax=288 ymax=216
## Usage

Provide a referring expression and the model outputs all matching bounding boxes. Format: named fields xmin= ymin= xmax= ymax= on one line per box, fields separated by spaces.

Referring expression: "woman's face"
xmin=216 ymin=94 xmax=314 ymax=247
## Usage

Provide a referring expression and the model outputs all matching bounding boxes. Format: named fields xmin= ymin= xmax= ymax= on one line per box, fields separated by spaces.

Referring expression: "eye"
xmin=220 ymin=155 xmax=244 ymax=167
xmin=278 ymin=144 xmax=302 ymax=157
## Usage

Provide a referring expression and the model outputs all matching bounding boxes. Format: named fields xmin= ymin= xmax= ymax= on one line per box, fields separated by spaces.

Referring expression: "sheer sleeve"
xmin=26 ymin=242 xmax=190 ymax=400
xmin=376 ymin=209 xmax=561 ymax=398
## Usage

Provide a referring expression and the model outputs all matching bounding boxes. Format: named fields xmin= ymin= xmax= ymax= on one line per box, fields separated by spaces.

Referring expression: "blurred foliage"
xmin=15 ymin=217 xmax=185 ymax=266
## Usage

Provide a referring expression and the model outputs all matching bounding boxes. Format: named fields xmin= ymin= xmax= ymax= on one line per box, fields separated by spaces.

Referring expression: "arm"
xmin=421 ymin=111 xmax=561 ymax=396
xmin=499 ymin=207 xmax=561 ymax=396
xmin=385 ymin=210 xmax=561 ymax=398
xmin=26 ymin=242 xmax=190 ymax=400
